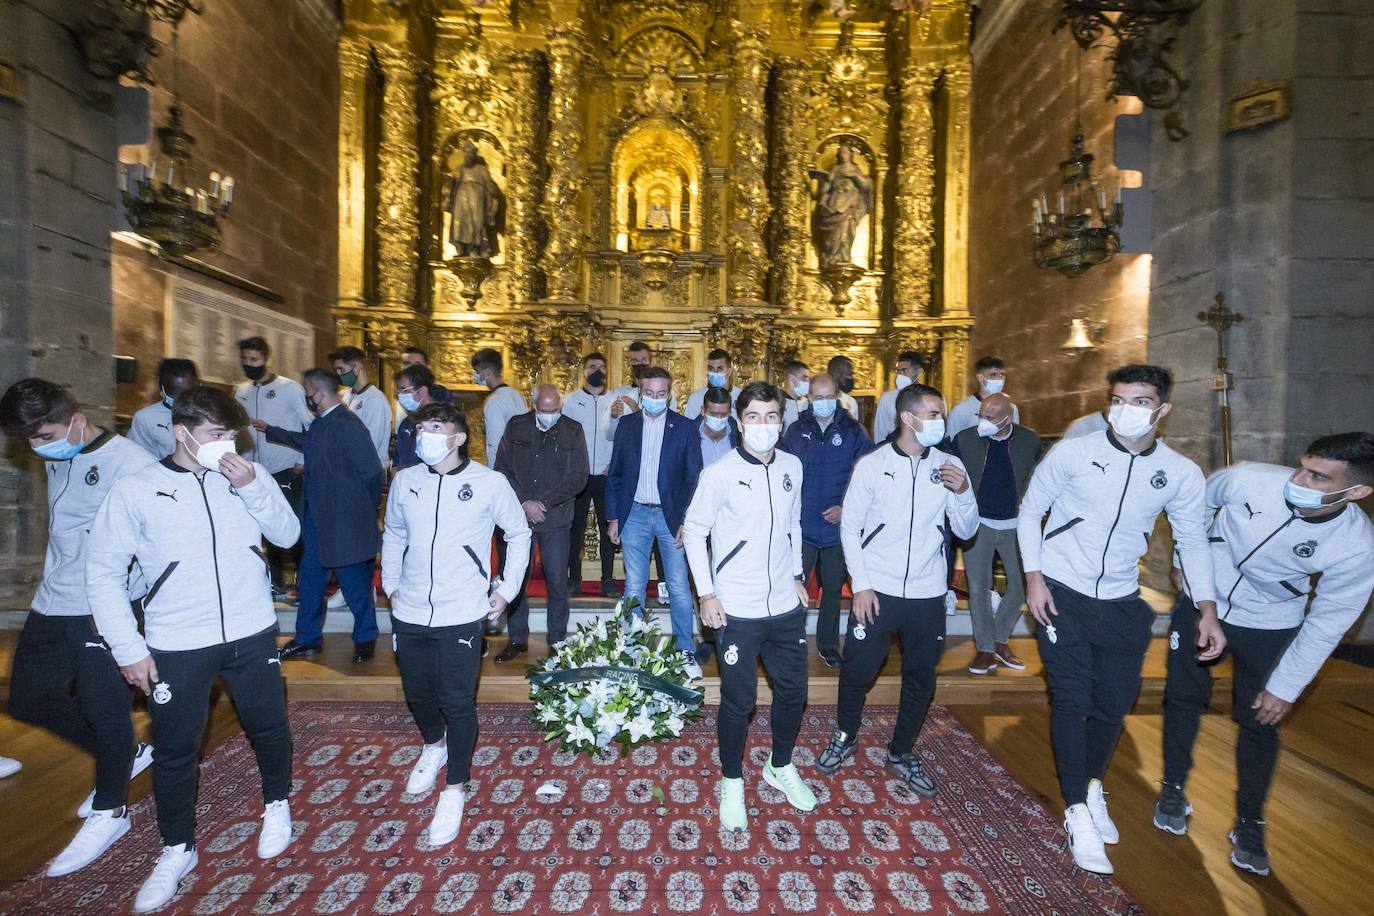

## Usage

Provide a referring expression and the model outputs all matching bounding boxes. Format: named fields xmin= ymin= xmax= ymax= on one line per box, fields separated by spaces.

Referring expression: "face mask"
xmin=630 ymin=364 xmax=647 ymax=381
xmin=704 ymin=414 xmax=730 ymax=433
xmin=398 ymin=391 xmax=420 ymax=413
xmin=743 ymin=423 xmax=781 ymax=453
xmin=977 ymin=417 xmax=1003 ymax=438
xmin=306 ymin=394 xmax=321 ymax=415
xmin=812 ymin=397 xmax=837 ymax=419
xmin=838 ymin=377 xmax=855 ymax=394
xmin=183 ymin=427 xmax=235 ymax=472
xmin=641 ymin=395 xmax=668 ymax=416
xmin=982 ymin=377 xmax=1005 ymax=395
xmin=905 ymin=416 xmax=945 ymax=448
xmin=338 ymin=370 xmax=358 ymax=388
xmin=894 ymin=374 xmax=912 ymax=391
xmin=416 ymin=431 xmax=456 ymax=466
xmin=790 ymin=379 xmax=809 ymax=399
xmin=1108 ymin=402 xmax=1158 ymax=439
xmin=33 ymin=418 xmax=83 ymax=460
xmin=587 ymin=369 xmax=606 ymax=388
xmin=242 ymin=364 xmax=266 ymax=382
xmin=1284 ymin=479 xmax=1357 ymax=511
xmin=160 ymin=388 xmax=175 ymax=410
xmin=707 ymin=371 xmax=728 ymax=388
xmin=537 ymin=411 xmax=562 ymax=430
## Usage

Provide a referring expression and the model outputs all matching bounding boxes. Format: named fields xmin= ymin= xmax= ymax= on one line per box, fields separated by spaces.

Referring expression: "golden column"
xmin=507 ymin=50 xmax=542 ymax=304
xmin=374 ymin=45 xmax=421 ymax=310
xmin=774 ymin=57 xmax=810 ymax=314
xmin=727 ymin=22 xmax=771 ymax=305
xmin=542 ymin=23 xmax=586 ymax=303
xmin=940 ymin=60 xmax=973 ymax=320
xmin=893 ymin=62 xmax=940 ymax=319
xmin=337 ymin=35 xmax=369 ymax=309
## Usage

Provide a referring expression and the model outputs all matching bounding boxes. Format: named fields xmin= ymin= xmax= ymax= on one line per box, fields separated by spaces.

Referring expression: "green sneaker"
xmin=719 ymin=777 xmax=748 ymax=832
xmin=763 ymin=757 xmax=818 ymax=813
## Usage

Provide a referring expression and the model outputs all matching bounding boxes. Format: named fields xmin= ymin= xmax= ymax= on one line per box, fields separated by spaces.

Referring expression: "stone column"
xmin=727 ymin=22 xmax=770 ymax=304
xmin=893 ymin=62 xmax=940 ymax=318
xmin=542 ymin=24 xmax=586 ymax=303
xmin=940 ymin=60 xmax=973 ymax=318
xmin=774 ymin=57 xmax=810 ymax=313
xmin=374 ymin=45 xmax=421 ymax=310
xmin=337 ymin=35 xmax=370 ymax=308
xmin=507 ymin=50 xmax=541 ymax=303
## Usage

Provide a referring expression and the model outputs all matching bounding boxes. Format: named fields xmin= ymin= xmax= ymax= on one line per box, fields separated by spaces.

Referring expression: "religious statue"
xmin=808 ymin=144 xmax=872 ymax=269
xmin=644 ymin=188 xmax=673 ymax=229
xmin=444 ymin=141 xmax=503 ymax=258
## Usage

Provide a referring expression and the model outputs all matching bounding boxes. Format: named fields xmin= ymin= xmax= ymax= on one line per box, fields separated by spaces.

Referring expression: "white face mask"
xmin=1108 ymin=402 xmax=1158 ymax=439
xmin=977 ymin=417 xmax=1005 ymax=438
xmin=905 ymin=416 xmax=945 ymax=448
xmin=536 ymin=411 xmax=561 ymax=430
xmin=894 ymin=374 xmax=912 ymax=391
xmin=183 ymin=428 xmax=236 ymax=472
xmin=417 ymin=431 xmax=457 ymax=466
xmin=981 ymin=377 xmax=1005 ymax=395
xmin=742 ymin=423 xmax=781 ymax=454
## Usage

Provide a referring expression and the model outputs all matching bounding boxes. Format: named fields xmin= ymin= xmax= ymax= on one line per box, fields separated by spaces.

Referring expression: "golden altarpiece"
xmin=335 ymin=0 xmax=974 ymax=456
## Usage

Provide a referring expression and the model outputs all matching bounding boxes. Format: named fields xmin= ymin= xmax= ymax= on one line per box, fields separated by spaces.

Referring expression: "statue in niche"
xmin=643 ymin=187 xmax=673 ymax=229
xmin=444 ymin=141 xmax=504 ymax=258
xmin=808 ymin=144 xmax=872 ymax=269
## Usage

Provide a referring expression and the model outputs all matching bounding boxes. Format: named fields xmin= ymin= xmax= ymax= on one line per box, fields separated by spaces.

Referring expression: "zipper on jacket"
xmin=764 ymin=463 xmax=775 ymax=615
xmin=1222 ymin=512 xmax=1299 ymax=619
xmin=49 ymin=460 xmax=75 ymax=535
xmin=902 ymin=454 xmax=923 ymax=598
xmin=427 ymin=477 xmax=443 ymax=626
xmin=194 ymin=474 xmax=228 ymax=643
xmin=1095 ymin=455 xmax=1138 ymax=598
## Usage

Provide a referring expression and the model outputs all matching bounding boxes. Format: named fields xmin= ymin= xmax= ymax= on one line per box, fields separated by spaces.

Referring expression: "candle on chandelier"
xmin=1058 ymin=191 xmax=1065 ymax=214
xmin=117 ymin=163 xmax=128 ymax=193
xmin=221 ymin=176 xmax=235 ymax=206
xmin=1098 ymin=189 xmax=1107 ymax=212
xmin=210 ymin=171 xmax=222 ymax=199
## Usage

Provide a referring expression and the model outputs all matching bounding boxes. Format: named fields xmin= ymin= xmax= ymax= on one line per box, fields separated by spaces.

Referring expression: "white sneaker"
xmin=989 ymin=589 xmax=1002 ymax=611
xmin=405 ymin=741 xmax=448 ymax=795
xmin=427 ymin=786 xmax=466 ymax=845
xmin=1064 ymin=803 xmax=1113 ymax=874
xmin=327 ymin=589 xmax=347 ymax=609
xmin=79 ymin=742 xmax=154 ymax=818
xmin=133 ymin=843 xmax=197 ymax=913
xmin=944 ymin=590 xmax=957 ymax=616
xmin=683 ymin=654 xmax=703 ymax=682
xmin=1086 ymin=778 xmax=1119 ymax=844
xmin=719 ymin=776 xmax=747 ymax=832
xmin=0 ymin=756 xmax=20 ymax=779
xmin=46 ymin=808 xmax=131 ymax=876
xmin=257 ymin=799 xmax=292 ymax=859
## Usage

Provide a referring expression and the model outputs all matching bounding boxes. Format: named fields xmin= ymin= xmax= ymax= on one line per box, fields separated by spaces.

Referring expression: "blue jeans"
xmin=294 ymin=511 xmax=378 ymax=646
xmin=621 ymin=503 xmax=695 ymax=654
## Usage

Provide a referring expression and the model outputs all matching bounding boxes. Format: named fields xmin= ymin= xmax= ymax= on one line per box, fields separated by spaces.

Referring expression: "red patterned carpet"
xmin=0 ymin=703 xmax=1139 ymax=915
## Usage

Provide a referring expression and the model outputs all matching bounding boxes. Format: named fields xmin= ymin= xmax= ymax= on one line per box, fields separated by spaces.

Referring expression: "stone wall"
xmin=968 ymin=0 xmax=1150 ymax=436
xmin=112 ymin=0 xmax=340 ymax=416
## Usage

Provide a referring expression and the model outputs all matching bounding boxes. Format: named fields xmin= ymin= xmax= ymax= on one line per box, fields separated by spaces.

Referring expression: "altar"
xmin=333 ymin=0 xmax=974 ymax=457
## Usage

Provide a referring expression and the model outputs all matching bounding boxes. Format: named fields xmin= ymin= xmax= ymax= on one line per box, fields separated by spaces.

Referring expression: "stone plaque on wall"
xmin=167 ymin=278 xmax=314 ymax=385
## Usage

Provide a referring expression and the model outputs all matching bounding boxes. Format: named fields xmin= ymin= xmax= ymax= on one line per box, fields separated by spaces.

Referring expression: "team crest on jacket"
xmin=457 ymin=483 xmax=474 ymax=501
xmin=930 ymin=468 xmax=942 ymax=484
xmin=723 ymin=644 xmax=739 ymax=666
xmin=266 ymin=389 xmax=277 ymax=399
xmin=85 ymin=466 xmax=99 ymax=486
xmin=1293 ymin=539 xmax=1317 ymax=559
xmin=1150 ymin=469 xmax=1168 ymax=489
xmin=782 ymin=472 xmax=793 ymax=492
xmin=831 ymin=433 xmax=842 ymax=447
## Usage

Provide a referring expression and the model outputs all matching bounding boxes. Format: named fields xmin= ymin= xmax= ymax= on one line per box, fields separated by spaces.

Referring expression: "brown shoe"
xmin=967 ymin=651 xmax=999 ymax=675
xmin=994 ymin=643 xmax=1026 ymax=670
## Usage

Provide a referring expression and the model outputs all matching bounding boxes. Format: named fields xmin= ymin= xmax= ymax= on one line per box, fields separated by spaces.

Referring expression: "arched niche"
xmin=435 ymin=129 xmax=506 ymax=265
xmin=806 ymin=133 xmax=879 ymax=272
xmin=610 ymin=119 xmax=703 ymax=253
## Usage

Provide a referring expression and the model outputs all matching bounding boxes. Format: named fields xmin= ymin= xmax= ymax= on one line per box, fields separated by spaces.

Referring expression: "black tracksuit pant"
xmin=716 ymin=606 xmax=808 ymax=779
xmin=837 ymin=594 xmax=945 ymax=754
xmin=1037 ymin=580 xmax=1155 ymax=806
xmin=570 ymin=474 xmax=615 ymax=585
xmin=147 ymin=626 xmax=291 ymax=847
xmin=802 ymin=543 xmax=847 ymax=653
xmin=8 ymin=612 xmax=137 ymax=811
xmin=1162 ymin=593 xmax=1298 ymax=819
xmin=394 ymin=617 xmax=483 ymax=785
xmin=265 ymin=468 xmax=304 ymax=591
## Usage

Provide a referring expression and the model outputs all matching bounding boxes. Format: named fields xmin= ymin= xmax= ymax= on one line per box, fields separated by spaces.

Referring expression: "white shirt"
xmin=838 ymin=392 xmax=861 ymax=424
xmin=634 ymin=410 xmax=667 ymax=504
xmin=873 ymin=388 xmax=900 ymax=443
xmin=235 ymin=375 xmax=312 ymax=475
xmin=683 ymin=385 xmax=741 ymax=420
xmin=783 ymin=396 xmax=809 ymax=431
xmin=562 ymin=387 xmax=611 ymax=475
xmin=948 ymin=393 xmax=1020 ymax=439
xmin=1063 ymin=411 xmax=1109 ymax=439
xmin=342 ymin=384 xmax=392 ymax=467
xmin=481 ymin=384 xmax=528 ymax=466
xmin=128 ymin=401 xmax=176 ymax=458
xmin=601 ymin=383 xmax=640 ymax=442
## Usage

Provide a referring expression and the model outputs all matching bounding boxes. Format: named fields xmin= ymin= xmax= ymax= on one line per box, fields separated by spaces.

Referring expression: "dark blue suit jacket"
xmin=267 ymin=404 xmax=382 ymax=567
xmin=606 ymin=409 xmax=703 ymax=533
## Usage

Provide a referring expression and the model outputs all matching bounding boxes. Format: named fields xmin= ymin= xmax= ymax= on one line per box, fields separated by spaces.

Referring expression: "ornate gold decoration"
xmin=542 ymin=24 xmax=587 ymax=303
xmin=726 ymin=21 xmax=770 ymax=304
xmin=820 ymin=261 xmax=865 ymax=314
xmin=940 ymin=59 xmax=972 ymax=315
xmin=375 ymin=45 xmax=421 ymax=309
xmin=448 ymin=255 xmax=494 ymax=311
xmin=893 ymin=62 xmax=939 ymax=317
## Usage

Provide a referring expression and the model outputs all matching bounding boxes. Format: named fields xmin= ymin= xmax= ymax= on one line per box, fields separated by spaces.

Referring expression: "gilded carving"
xmin=893 ymin=62 xmax=939 ymax=318
xmin=726 ymin=22 xmax=770 ymax=304
xmin=375 ymin=44 xmax=421 ymax=309
xmin=543 ymin=24 xmax=587 ymax=302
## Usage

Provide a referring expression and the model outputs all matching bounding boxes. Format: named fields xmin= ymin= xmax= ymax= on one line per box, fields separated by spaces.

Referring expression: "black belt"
xmin=635 ymin=501 xmax=661 ymax=509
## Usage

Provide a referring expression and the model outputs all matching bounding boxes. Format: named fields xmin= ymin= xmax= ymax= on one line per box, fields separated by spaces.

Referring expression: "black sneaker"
xmin=819 ymin=649 xmax=842 ymax=669
xmin=817 ymin=729 xmax=856 ymax=775
xmin=1228 ymin=817 xmax=1270 ymax=876
xmin=887 ymin=751 xmax=938 ymax=798
xmin=1153 ymin=781 xmax=1192 ymax=835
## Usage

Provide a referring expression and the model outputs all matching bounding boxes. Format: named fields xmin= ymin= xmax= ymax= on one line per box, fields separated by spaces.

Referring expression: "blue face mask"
xmin=1284 ymin=479 xmax=1356 ymax=511
xmin=704 ymin=414 xmax=730 ymax=432
xmin=707 ymin=371 xmax=728 ymax=388
xmin=811 ymin=397 xmax=837 ymax=419
xmin=160 ymin=388 xmax=174 ymax=410
xmin=398 ymin=391 xmax=420 ymax=413
xmin=641 ymin=396 xmax=668 ymax=416
xmin=34 ymin=418 xmax=82 ymax=461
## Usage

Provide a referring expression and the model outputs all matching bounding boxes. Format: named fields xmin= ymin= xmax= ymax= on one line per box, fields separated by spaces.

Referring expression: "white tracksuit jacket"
xmin=34 ymin=431 xmax=156 ymax=616
xmin=128 ymin=401 xmax=176 ymax=458
xmin=235 ymin=375 xmax=312 ymax=474
xmin=1017 ymin=430 xmax=1216 ymax=602
xmin=684 ymin=447 xmax=804 ymax=619
xmin=382 ymin=459 xmax=533 ymax=627
xmin=1182 ymin=462 xmax=1374 ymax=702
xmin=561 ymin=387 xmax=613 ymax=476
xmin=841 ymin=441 xmax=980 ymax=600
xmin=86 ymin=457 xmax=301 ymax=665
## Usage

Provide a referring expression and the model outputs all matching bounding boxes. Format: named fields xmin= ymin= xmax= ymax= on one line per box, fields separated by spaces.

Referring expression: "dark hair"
xmin=470 ymin=347 xmax=502 ymax=373
xmin=238 ymin=336 xmax=270 ymax=358
xmin=707 ymin=348 xmax=731 ymax=364
xmin=583 ymin=351 xmax=607 ymax=365
xmin=640 ymin=366 xmax=672 ymax=384
xmin=827 ymin=355 xmax=854 ymax=374
xmin=896 ymin=350 xmax=926 ymax=372
xmin=784 ymin=359 xmax=808 ymax=376
xmin=627 ymin=340 xmax=651 ymax=355
xmin=974 ymin=355 xmax=1005 ymax=372
xmin=412 ymin=402 xmax=470 ymax=460
xmin=396 ymin=363 xmax=436 ymax=391
xmin=157 ymin=358 xmax=198 ymax=389
xmin=703 ymin=386 xmax=733 ymax=408
xmin=302 ymin=367 xmax=340 ymax=393
xmin=1106 ymin=363 xmax=1173 ymax=402
xmin=895 ymin=383 xmax=944 ymax=418
xmin=329 ymin=346 xmax=365 ymax=365
xmin=0 ymin=378 xmax=77 ymax=438
xmin=1306 ymin=432 xmax=1374 ymax=486
xmin=735 ymin=381 xmax=782 ymax=417
xmin=403 ymin=346 xmax=429 ymax=362
xmin=171 ymin=386 xmax=248 ymax=431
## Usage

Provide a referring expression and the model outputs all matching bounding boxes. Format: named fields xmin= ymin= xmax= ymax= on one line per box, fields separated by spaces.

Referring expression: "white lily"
xmin=566 ymin=716 xmax=595 ymax=746
xmin=627 ymin=709 xmax=657 ymax=742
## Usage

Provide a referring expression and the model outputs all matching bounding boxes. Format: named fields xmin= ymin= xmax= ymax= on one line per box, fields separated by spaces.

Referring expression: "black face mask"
xmin=243 ymin=364 xmax=266 ymax=381
xmin=838 ymin=377 xmax=855 ymax=394
xmin=630 ymin=364 xmax=647 ymax=381
xmin=306 ymin=394 xmax=320 ymax=415
xmin=587 ymin=369 xmax=606 ymax=388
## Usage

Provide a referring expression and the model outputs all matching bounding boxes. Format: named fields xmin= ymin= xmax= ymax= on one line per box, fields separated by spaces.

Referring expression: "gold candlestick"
xmin=1197 ymin=293 xmax=1244 ymax=466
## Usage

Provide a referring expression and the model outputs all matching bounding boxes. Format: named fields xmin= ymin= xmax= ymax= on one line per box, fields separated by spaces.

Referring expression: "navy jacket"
xmin=606 ymin=409 xmax=703 ymax=533
xmin=781 ymin=408 xmax=874 ymax=548
xmin=267 ymin=404 xmax=382 ymax=567
xmin=391 ymin=384 xmax=454 ymax=470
